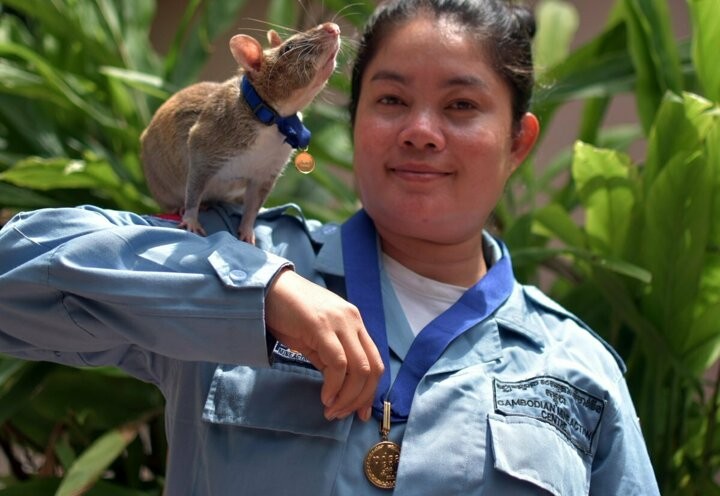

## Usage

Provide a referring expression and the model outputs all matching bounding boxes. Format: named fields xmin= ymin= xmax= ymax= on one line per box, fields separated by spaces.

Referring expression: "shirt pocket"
xmin=202 ymin=362 xmax=352 ymax=441
xmin=487 ymin=413 xmax=591 ymax=496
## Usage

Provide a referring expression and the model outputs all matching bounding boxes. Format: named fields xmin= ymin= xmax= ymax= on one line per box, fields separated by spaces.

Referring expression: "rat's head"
xmin=230 ymin=22 xmax=341 ymax=115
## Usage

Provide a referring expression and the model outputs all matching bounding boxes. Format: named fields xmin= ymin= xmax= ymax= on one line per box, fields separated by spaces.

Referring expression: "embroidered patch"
xmin=493 ymin=376 xmax=604 ymax=454
xmin=272 ymin=342 xmax=315 ymax=369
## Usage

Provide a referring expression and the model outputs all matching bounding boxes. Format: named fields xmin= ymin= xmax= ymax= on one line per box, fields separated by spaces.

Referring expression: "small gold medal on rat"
xmin=364 ymin=401 xmax=400 ymax=489
xmin=294 ymin=150 xmax=315 ymax=174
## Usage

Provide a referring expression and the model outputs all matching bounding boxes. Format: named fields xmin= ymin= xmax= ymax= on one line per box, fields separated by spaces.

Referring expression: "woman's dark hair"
xmin=349 ymin=0 xmax=536 ymax=131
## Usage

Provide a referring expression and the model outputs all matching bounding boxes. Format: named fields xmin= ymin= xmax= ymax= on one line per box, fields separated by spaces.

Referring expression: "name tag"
xmin=494 ymin=376 xmax=605 ymax=454
xmin=271 ymin=342 xmax=315 ymax=369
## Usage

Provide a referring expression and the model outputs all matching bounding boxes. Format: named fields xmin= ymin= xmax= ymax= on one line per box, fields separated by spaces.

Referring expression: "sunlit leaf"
xmin=642 ymin=152 xmax=713 ymax=343
xmin=534 ymin=0 xmax=579 ymax=74
xmin=0 ymin=157 xmax=120 ymax=191
xmin=0 ymin=42 xmax=119 ymax=128
xmin=56 ymin=422 xmax=140 ymax=496
xmin=645 ymin=92 xmax=718 ymax=194
xmin=688 ymin=0 xmax=720 ymax=103
xmin=682 ymin=303 xmax=720 ymax=374
xmin=572 ymin=141 xmax=636 ymax=257
xmin=100 ymin=66 xmax=172 ymax=99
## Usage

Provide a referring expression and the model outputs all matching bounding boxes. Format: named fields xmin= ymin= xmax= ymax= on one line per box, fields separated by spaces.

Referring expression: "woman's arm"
xmin=0 ymin=205 xmax=286 ymax=367
xmin=0 ymin=205 xmax=383 ymax=420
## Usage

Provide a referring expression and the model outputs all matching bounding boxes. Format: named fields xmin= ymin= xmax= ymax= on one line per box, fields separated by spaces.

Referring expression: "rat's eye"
xmin=279 ymin=41 xmax=296 ymax=56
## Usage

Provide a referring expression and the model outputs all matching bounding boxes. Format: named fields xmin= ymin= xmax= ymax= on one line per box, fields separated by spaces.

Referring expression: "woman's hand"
xmin=265 ymin=268 xmax=384 ymax=421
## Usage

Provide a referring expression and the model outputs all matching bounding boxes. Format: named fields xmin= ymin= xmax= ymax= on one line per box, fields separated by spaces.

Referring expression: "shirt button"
xmin=228 ymin=269 xmax=247 ymax=282
xmin=322 ymin=224 xmax=338 ymax=235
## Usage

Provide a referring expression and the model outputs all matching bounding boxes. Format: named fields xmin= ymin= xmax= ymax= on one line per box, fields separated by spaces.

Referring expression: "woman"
xmin=0 ymin=0 xmax=658 ymax=493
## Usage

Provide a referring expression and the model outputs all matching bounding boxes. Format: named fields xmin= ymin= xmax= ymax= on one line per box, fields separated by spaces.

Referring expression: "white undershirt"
xmin=381 ymin=253 xmax=468 ymax=336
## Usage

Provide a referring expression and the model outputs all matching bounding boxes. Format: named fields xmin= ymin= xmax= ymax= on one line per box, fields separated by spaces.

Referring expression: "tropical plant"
xmin=0 ymin=0 xmax=718 ymax=494
xmin=507 ymin=0 xmax=720 ymax=493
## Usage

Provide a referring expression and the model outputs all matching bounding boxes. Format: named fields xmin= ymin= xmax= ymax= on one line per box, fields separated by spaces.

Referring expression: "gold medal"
xmin=364 ymin=440 xmax=401 ymax=489
xmin=294 ymin=150 xmax=315 ymax=174
xmin=364 ymin=401 xmax=401 ymax=490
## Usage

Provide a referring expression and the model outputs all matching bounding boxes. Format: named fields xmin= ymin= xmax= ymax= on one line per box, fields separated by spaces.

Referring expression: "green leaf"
xmin=534 ymin=0 xmax=579 ymax=74
xmin=0 ymin=95 xmax=65 ymax=156
xmin=0 ymin=182 xmax=62 ymax=208
xmin=0 ymin=478 xmax=60 ymax=495
xmin=166 ymin=0 xmax=248 ymax=86
xmin=0 ymin=361 xmax=55 ymax=425
xmin=532 ymin=203 xmax=586 ymax=248
xmin=55 ymin=422 xmax=140 ymax=496
xmin=642 ymin=151 xmax=713 ymax=343
xmin=622 ymin=0 xmax=684 ymax=132
xmin=688 ymin=0 xmax=720 ymax=103
xmin=533 ymin=21 xmax=631 ymax=120
xmin=0 ymin=157 xmax=120 ymax=191
xmin=682 ymin=303 xmax=720 ymax=374
xmin=698 ymin=116 xmax=720 ymax=315
xmin=21 ymin=367 xmax=162 ymax=432
xmin=267 ymin=0 xmax=299 ymax=29
xmin=510 ymin=245 xmax=652 ymax=284
xmin=322 ymin=0 xmax=376 ymax=29
xmin=0 ymin=356 xmax=24 ymax=387
xmin=99 ymin=66 xmax=172 ymax=100
xmin=0 ymin=41 xmax=119 ymax=128
xmin=577 ymin=97 xmax=611 ymax=145
xmin=572 ymin=141 xmax=636 ymax=257
xmin=645 ymin=92 xmax=718 ymax=194
xmin=85 ymin=480 xmax=159 ymax=496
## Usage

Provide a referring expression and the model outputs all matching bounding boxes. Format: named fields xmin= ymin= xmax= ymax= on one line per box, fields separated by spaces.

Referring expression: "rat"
xmin=140 ymin=22 xmax=341 ymax=244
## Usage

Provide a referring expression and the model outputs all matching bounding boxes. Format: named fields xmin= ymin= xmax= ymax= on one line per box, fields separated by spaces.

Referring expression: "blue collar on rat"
xmin=240 ymin=76 xmax=311 ymax=149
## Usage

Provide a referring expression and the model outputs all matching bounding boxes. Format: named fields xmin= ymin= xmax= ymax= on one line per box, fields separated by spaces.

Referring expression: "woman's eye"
xmin=378 ymin=95 xmax=403 ymax=106
xmin=448 ymin=100 xmax=477 ymax=111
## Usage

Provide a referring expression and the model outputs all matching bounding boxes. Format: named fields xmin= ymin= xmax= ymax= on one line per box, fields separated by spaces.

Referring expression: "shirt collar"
xmin=313 ymin=221 xmax=545 ymax=350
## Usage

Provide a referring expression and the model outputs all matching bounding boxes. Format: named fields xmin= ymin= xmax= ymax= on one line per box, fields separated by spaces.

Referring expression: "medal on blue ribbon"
xmin=341 ymin=210 xmax=515 ymax=489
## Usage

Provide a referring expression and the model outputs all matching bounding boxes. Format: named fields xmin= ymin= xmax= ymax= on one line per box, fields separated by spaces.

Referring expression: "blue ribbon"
xmin=341 ymin=210 xmax=515 ymax=422
xmin=240 ymin=76 xmax=311 ymax=149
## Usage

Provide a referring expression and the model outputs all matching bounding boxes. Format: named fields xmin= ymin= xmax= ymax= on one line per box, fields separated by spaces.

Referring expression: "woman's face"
xmin=352 ymin=14 xmax=538 ymax=247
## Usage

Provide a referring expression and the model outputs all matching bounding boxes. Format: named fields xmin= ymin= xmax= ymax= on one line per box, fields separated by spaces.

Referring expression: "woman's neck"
xmin=378 ymin=230 xmax=488 ymax=288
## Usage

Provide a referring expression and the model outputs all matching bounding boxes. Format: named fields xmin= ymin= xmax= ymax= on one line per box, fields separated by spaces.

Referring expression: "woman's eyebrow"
xmin=369 ymin=70 xmax=407 ymax=84
xmin=369 ymin=70 xmax=489 ymax=90
xmin=445 ymin=74 xmax=489 ymax=90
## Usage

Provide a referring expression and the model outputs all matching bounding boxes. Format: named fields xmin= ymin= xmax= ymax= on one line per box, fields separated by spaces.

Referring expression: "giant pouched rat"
xmin=140 ymin=22 xmax=341 ymax=244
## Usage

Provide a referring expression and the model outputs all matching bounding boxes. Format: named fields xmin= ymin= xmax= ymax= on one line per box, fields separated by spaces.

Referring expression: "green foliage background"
xmin=0 ymin=0 xmax=718 ymax=494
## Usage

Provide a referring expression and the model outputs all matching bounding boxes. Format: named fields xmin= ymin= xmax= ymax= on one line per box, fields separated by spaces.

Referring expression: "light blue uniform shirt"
xmin=0 ymin=203 xmax=659 ymax=495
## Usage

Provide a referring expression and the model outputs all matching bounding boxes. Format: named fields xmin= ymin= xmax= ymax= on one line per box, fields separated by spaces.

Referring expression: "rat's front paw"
xmin=237 ymin=227 xmax=256 ymax=245
xmin=179 ymin=216 xmax=207 ymax=236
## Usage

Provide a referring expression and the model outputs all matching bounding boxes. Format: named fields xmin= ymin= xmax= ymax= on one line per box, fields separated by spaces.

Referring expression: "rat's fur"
xmin=141 ymin=23 xmax=340 ymax=243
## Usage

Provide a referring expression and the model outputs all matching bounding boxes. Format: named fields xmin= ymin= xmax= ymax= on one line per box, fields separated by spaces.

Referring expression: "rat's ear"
xmin=267 ymin=29 xmax=283 ymax=48
xmin=229 ymin=35 xmax=264 ymax=73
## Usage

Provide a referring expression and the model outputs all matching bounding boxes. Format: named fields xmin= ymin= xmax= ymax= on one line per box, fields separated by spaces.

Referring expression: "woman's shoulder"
xmin=498 ymin=283 xmax=626 ymax=378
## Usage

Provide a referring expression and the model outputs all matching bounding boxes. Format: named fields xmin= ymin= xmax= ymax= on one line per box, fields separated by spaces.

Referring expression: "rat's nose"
xmin=322 ymin=22 xmax=341 ymax=36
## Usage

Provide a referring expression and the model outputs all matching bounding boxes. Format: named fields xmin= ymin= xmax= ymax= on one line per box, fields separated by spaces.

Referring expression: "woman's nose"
xmin=397 ymin=110 xmax=445 ymax=151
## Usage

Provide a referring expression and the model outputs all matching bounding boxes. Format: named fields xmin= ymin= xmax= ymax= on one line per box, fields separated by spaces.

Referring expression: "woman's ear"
xmin=509 ymin=112 xmax=540 ymax=172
